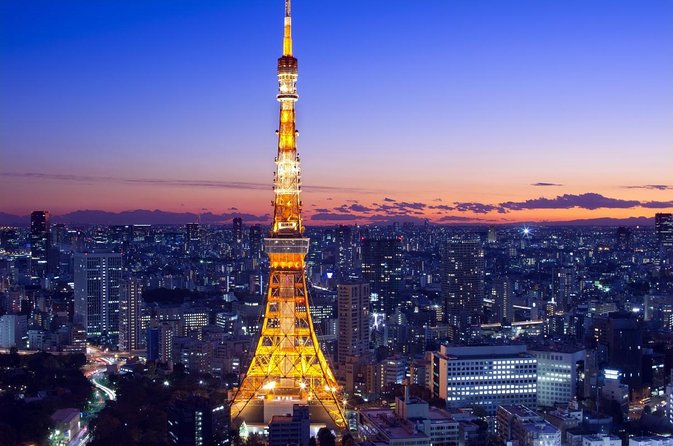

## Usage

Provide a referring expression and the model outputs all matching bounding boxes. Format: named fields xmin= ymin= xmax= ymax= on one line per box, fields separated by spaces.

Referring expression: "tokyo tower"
xmin=229 ymin=0 xmax=346 ymax=430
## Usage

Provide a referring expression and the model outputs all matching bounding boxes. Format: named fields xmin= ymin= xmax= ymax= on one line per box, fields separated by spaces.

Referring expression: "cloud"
xmin=501 ymin=193 xmax=640 ymax=211
xmin=397 ymin=201 xmax=426 ymax=210
xmin=531 ymin=182 xmax=563 ymax=187
xmin=310 ymin=212 xmax=360 ymax=221
xmin=383 ymin=197 xmax=396 ymax=202
xmin=641 ymin=201 xmax=673 ymax=209
xmin=350 ymin=204 xmax=373 ymax=212
xmin=368 ymin=214 xmax=429 ymax=224
xmin=0 ymin=171 xmax=367 ymax=193
xmin=429 ymin=204 xmax=454 ymax=211
xmin=453 ymin=202 xmax=503 ymax=214
xmin=623 ymin=184 xmax=673 ymax=191
xmin=438 ymin=215 xmax=486 ymax=222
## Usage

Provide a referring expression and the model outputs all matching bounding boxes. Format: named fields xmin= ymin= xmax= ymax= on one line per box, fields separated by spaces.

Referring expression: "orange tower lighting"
xmin=229 ymin=0 xmax=347 ymax=430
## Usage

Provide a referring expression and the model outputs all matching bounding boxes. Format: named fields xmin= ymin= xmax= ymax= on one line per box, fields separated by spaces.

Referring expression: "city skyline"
xmin=2 ymin=0 xmax=673 ymax=224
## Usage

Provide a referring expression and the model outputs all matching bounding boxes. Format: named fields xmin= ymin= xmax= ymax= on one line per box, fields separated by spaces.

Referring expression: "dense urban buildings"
xmin=3 ymin=211 xmax=673 ymax=444
xmin=1 ymin=1 xmax=672 ymax=445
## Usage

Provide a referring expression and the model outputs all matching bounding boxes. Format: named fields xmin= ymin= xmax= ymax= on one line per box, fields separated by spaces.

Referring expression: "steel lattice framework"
xmin=229 ymin=0 xmax=346 ymax=430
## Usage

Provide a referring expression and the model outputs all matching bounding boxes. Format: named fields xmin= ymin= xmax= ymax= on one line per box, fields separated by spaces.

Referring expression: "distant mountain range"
xmin=0 ymin=210 xmax=656 ymax=227
xmin=0 ymin=210 xmax=269 ymax=226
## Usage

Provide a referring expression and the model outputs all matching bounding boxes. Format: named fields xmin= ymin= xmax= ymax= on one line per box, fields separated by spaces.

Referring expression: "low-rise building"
xmin=268 ymin=405 xmax=310 ymax=446
xmin=496 ymin=405 xmax=561 ymax=446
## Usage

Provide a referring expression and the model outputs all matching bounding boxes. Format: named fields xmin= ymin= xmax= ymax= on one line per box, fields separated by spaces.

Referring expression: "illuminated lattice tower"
xmin=229 ymin=0 xmax=346 ymax=430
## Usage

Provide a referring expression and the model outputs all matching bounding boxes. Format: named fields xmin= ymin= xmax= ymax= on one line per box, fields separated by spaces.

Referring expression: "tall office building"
xmin=656 ymin=213 xmax=673 ymax=269
xmin=606 ymin=312 xmax=642 ymax=388
xmin=361 ymin=238 xmax=402 ymax=316
xmin=553 ymin=267 xmax=578 ymax=310
xmin=249 ymin=225 xmax=263 ymax=260
xmin=30 ymin=211 xmax=50 ymax=278
xmin=441 ymin=239 xmax=484 ymax=329
xmin=74 ymin=252 xmax=123 ymax=339
xmin=119 ymin=278 xmax=143 ymax=351
xmin=655 ymin=213 xmax=673 ymax=247
xmin=334 ymin=225 xmax=354 ymax=281
xmin=487 ymin=226 xmax=497 ymax=244
xmin=492 ymin=276 xmax=513 ymax=323
xmin=185 ymin=223 xmax=200 ymax=255
xmin=337 ymin=282 xmax=370 ymax=363
xmin=429 ymin=344 xmax=537 ymax=415
xmin=233 ymin=218 xmax=243 ymax=244
xmin=186 ymin=223 xmax=200 ymax=241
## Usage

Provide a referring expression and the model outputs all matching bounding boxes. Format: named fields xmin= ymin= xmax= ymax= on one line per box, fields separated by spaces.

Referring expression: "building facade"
xmin=362 ymin=238 xmax=402 ymax=317
xmin=441 ymin=239 xmax=484 ymax=331
xmin=429 ymin=344 xmax=537 ymax=415
xmin=530 ymin=347 xmax=585 ymax=408
xmin=336 ymin=281 xmax=370 ymax=363
xmin=74 ymin=252 xmax=123 ymax=339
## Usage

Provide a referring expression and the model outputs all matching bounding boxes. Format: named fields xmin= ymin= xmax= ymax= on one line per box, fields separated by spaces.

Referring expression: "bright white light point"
xmin=523 ymin=227 xmax=530 ymax=235
xmin=163 ymin=381 xmax=169 ymax=386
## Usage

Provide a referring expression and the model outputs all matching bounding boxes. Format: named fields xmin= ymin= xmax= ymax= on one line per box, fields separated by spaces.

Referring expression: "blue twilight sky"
xmin=1 ymin=0 xmax=672 ymax=222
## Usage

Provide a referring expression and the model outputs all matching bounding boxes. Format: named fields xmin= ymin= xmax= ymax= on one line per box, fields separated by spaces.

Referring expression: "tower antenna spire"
xmin=283 ymin=0 xmax=292 ymax=56
xmin=229 ymin=0 xmax=346 ymax=431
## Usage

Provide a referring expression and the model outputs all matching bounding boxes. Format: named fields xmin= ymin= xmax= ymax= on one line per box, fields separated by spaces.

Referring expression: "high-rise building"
xmin=492 ymin=276 xmax=513 ymax=323
xmin=655 ymin=213 xmax=673 ymax=247
xmin=361 ymin=238 xmax=402 ymax=316
xmin=233 ymin=218 xmax=243 ymax=244
xmin=186 ymin=223 xmax=200 ymax=242
xmin=487 ymin=225 xmax=497 ymax=244
xmin=185 ymin=223 xmax=200 ymax=254
xmin=119 ymin=278 xmax=143 ymax=351
xmin=30 ymin=211 xmax=50 ymax=278
xmin=656 ymin=213 xmax=673 ymax=269
xmin=441 ymin=239 xmax=484 ymax=330
xmin=74 ymin=252 xmax=123 ymax=339
xmin=606 ymin=312 xmax=642 ymax=388
xmin=615 ymin=227 xmax=632 ymax=250
xmin=334 ymin=225 xmax=354 ymax=281
xmin=429 ymin=345 xmax=537 ymax=415
xmin=666 ymin=373 xmax=673 ymax=425
xmin=230 ymin=0 xmax=345 ymax=430
xmin=249 ymin=225 xmax=263 ymax=260
xmin=553 ymin=267 xmax=578 ymax=310
xmin=337 ymin=282 xmax=370 ymax=363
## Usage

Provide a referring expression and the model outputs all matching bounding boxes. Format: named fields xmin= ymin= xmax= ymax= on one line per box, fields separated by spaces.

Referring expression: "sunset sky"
xmin=2 ymin=0 xmax=672 ymax=224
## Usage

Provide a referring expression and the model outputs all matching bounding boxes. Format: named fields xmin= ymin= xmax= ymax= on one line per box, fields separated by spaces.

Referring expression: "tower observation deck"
xmin=229 ymin=0 xmax=347 ymax=431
